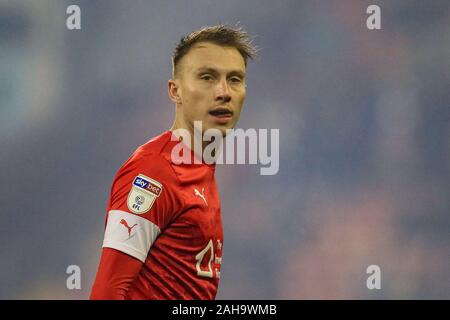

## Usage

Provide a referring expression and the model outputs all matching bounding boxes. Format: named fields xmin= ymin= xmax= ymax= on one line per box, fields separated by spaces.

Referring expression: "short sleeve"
xmin=102 ymin=153 xmax=182 ymax=262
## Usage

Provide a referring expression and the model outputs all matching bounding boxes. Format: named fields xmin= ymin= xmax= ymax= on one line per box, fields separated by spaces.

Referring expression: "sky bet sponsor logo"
xmin=127 ymin=175 xmax=163 ymax=214
xmin=133 ymin=176 xmax=162 ymax=196
xmin=134 ymin=177 xmax=149 ymax=188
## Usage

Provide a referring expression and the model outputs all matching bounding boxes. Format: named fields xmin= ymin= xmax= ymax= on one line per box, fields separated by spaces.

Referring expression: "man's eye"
xmin=200 ymin=74 xmax=213 ymax=81
xmin=230 ymin=77 xmax=243 ymax=83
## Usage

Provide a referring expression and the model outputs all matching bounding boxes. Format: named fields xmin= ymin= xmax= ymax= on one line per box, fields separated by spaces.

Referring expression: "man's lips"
xmin=209 ymin=107 xmax=233 ymax=117
xmin=209 ymin=107 xmax=233 ymax=124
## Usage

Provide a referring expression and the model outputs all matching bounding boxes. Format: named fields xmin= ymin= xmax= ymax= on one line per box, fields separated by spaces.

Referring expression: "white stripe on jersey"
xmin=102 ymin=210 xmax=160 ymax=263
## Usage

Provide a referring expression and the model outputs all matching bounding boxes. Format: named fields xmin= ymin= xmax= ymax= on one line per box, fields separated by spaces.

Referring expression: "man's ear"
xmin=168 ymin=79 xmax=182 ymax=104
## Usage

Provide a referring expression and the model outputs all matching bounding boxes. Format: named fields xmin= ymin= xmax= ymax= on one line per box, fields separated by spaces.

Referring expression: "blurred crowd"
xmin=0 ymin=0 xmax=449 ymax=299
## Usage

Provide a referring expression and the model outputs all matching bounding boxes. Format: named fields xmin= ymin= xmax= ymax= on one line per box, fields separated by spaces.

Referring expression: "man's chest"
xmin=151 ymin=179 xmax=224 ymax=280
xmin=172 ymin=180 xmax=223 ymax=244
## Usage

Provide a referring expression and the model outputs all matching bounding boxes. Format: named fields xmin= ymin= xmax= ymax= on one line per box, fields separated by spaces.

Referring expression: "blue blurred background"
xmin=1 ymin=0 xmax=449 ymax=299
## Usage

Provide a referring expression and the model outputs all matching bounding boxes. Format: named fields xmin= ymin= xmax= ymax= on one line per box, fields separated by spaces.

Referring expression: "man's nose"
xmin=215 ymin=79 xmax=231 ymax=103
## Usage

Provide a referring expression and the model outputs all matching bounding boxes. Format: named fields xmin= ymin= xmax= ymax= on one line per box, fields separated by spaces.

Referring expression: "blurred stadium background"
xmin=0 ymin=0 xmax=449 ymax=299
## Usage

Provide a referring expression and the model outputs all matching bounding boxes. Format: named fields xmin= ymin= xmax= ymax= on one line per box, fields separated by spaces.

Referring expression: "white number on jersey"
xmin=195 ymin=239 xmax=214 ymax=278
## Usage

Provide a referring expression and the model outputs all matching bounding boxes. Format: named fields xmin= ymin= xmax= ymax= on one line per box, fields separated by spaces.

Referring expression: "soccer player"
xmin=90 ymin=25 xmax=257 ymax=299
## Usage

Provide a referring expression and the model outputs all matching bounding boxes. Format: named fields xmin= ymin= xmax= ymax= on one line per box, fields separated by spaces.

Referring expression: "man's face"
xmin=171 ymin=42 xmax=247 ymax=136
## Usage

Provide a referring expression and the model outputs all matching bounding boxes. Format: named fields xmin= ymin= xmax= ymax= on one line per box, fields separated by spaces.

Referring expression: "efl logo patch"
xmin=127 ymin=174 xmax=163 ymax=214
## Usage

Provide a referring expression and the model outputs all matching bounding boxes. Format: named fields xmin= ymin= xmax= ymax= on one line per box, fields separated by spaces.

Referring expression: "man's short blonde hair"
xmin=172 ymin=24 xmax=258 ymax=76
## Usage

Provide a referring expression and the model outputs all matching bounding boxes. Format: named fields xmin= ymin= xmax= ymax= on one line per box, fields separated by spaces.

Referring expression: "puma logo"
xmin=120 ymin=219 xmax=138 ymax=238
xmin=194 ymin=187 xmax=207 ymax=206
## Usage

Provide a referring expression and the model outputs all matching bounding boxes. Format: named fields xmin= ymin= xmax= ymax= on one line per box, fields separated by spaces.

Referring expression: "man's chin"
xmin=201 ymin=122 xmax=235 ymax=136
xmin=201 ymin=126 xmax=228 ymax=138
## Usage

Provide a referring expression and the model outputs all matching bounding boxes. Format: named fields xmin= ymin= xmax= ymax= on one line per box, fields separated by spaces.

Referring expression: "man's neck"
xmin=169 ymin=121 xmax=216 ymax=161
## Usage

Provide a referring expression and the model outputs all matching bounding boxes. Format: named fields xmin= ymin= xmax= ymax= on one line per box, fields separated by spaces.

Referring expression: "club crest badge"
xmin=127 ymin=174 xmax=163 ymax=214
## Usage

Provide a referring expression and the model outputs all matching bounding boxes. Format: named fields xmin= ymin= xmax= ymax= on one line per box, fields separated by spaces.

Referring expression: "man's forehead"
xmin=181 ymin=42 xmax=245 ymax=72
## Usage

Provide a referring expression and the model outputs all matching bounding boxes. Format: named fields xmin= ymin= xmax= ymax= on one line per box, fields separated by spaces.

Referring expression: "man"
xmin=90 ymin=25 xmax=257 ymax=299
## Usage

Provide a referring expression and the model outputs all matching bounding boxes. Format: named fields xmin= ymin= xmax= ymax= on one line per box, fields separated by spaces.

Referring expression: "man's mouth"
xmin=209 ymin=107 xmax=233 ymax=125
xmin=209 ymin=107 xmax=233 ymax=117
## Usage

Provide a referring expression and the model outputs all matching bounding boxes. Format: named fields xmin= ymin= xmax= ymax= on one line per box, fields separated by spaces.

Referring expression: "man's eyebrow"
xmin=228 ymin=70 xmax=246 ymax=78
xmin=196 ymin=67 xmax=245 ymax=77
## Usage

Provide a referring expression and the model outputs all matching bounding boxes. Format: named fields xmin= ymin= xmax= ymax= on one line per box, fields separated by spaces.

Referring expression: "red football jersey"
xmin=100 ymin=131 xmax=223 ymax=299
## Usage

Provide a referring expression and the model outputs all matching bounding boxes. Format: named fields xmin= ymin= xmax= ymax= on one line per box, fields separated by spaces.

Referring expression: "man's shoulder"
xmin=116 ymin=131 xmax=179 ymax=184
xmin=135 ymin=130 xmax=174 ymax=158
